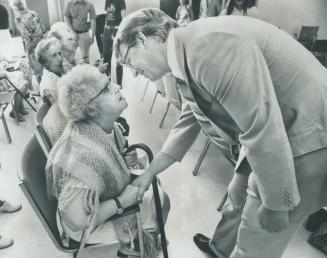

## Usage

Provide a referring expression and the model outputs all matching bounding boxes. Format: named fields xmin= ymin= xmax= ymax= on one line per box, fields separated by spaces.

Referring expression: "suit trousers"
xmin=210 ymin=147 xmax=327 ymax=258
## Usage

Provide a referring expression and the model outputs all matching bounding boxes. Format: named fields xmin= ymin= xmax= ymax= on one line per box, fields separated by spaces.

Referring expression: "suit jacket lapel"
xmin=182 ymin=46 xmax=241 ymax=143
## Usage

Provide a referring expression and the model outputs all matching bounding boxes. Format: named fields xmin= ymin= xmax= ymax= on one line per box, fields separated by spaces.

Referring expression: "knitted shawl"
xmin=45 ymin=120 xmax=156 ymax=257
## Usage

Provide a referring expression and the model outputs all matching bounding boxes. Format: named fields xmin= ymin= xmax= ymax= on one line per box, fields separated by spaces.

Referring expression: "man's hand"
xmin=258 ymin=205 xmax=289 ymax=233
xmin=90 ymin=35 xmax=95 ymax=45
xmin=131 ymin=170 xmax=155 ymax=202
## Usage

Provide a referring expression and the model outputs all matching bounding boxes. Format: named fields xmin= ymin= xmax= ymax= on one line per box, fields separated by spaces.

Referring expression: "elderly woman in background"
xmin=35 ymin=37 xmax=71 ymax=105
xmin=36 ymin=36 xmax=107 ymax=105
xmin=45 ymin=65 xmax=169 ymax=258
xmin=35 ymin=37 xmax=108 ymax=145
xmin=48 ymin=22 xmax=78 ymax=66
xmin=9 ymin=0 xmax=45 ymax=84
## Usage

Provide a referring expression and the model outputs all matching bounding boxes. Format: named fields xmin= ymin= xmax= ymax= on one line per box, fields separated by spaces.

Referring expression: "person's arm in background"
xmin=120 ymin=0 xmax=126 ymax=19
xmin=121 ymin=9 xmax=126 ymax=19
xmin=64 ymin=4 xmax=76 ymax=38
xmin=132 ymin=103 xmax=201 ymax=200
xmin=89 ymin=3 xmax=96 ymax=44
xmin=188 ymin=0 xmax=194 ymax=20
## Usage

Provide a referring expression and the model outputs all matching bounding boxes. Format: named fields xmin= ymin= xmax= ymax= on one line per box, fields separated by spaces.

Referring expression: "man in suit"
xmin=113 ymin=8 xmax=327 ymax=258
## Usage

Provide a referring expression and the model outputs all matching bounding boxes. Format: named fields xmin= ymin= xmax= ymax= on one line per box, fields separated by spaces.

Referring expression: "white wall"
xmin=125 ymin=0 xmax=159 ymax=15
xmin=258 ymin=0 xmax=327 ymax=39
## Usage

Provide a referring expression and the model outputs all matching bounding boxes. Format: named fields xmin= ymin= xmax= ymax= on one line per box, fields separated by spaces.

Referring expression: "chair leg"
xmin=134 ymin=76 xmax=141 ymax=92
xmin=141 ymin=80 xmax=150 ymax=102
xmin=217 ymin=191 xmax=228 ymax=212
xmin=1 ymin=105 xmax=12 ymax=144
xmin=159 ymin=102 xmax=171 ymax=129
xmin=149 ymin=90 xmax=159 ymax=114
xmin=152 ymin=178 xmax=169 ymax=258
xmin=192 ymin=139 xmax=211 ymax=176
xmin=136 ymin=212 xmax=144 ymax=258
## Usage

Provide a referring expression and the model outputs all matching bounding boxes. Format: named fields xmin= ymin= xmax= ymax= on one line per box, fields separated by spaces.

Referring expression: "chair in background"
xmin=34 ymin=102 xmax=52 ymax=157
xmin=311 ymin=51 xmax=327 ymax=67
xmin=298 ymin=26 xmax=319 ymax=50
xmin=141 ymin=79 xmax=150 ymax=102
xmin=0 ymin=90 xmax=15 ymax=144
xmin=150 ymin=74 xmax=182 ymax=129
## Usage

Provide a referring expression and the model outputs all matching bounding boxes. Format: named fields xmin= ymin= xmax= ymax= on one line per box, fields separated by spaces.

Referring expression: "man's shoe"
xmin=0 ymin=201 xmax=22 ymax=213
xmin=193 ymin=233 xmax=219 ymax=258
xmin=0 ymin=236 xmax=13 ymax=249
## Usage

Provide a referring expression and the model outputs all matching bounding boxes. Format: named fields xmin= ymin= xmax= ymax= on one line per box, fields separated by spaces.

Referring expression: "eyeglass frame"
xmin=119 ymin=43 xmax=135 ymax=67
xmin=87 ymin=80 xmax=111 ymax=103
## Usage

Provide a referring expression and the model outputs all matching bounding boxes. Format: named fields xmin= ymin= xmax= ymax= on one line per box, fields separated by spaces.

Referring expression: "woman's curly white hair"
xmin=58 ymin=64 xmax=104 ymax=121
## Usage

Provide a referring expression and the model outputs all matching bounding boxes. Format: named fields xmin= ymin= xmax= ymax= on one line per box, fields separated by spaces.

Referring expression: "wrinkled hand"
xmin=131 ymin=170 xmax=154 ymax=202
xmin=258 ymin=205 xmax=289 ymax=233
xmin=118 ymin=184 xmax=139 ymax=209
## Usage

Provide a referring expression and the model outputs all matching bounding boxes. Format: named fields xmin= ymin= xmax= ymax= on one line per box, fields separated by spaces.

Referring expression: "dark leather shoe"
xmin=193 ymin=233 xmax=219 ymax=258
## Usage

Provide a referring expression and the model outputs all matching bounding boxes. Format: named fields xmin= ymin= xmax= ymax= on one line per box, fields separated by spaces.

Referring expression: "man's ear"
xmin=85 ymin=104 xmax=98 ymax=117
xmin=135 ymin=32 xmax=147 ymax=47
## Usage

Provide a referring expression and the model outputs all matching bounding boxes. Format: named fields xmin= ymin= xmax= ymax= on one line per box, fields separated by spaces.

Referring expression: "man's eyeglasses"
xmin=119 ymin=44 xmax=133 ymax=66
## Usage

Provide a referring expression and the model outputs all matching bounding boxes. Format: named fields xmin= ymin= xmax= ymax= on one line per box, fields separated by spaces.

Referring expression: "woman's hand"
xmin=118 ymin=184 xmax=140 ymax=209
xmin=258 ymin=205 xmax=289 ymax=233
xmin=131 ymin=170 xmax=155 ymax=202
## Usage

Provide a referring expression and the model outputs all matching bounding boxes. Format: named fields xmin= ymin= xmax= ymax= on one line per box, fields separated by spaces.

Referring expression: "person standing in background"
xmin=102 ymin=0 xmax=125 ymax=84
xmin=199 ymin=0 xmax=209 ymax=18
xmin=9 ymin=0 xmax=45 ymax=83
xmin=64 ymin=0 xmax=96 ymax=64
xmin=207 ymin=0 xmax=223 ymax=17
xmin=0 ymin=2 xmax=9 ymax=30
xmin=220 ymin=0 xmax=258 ymax=17
xmin=176 ymin=0 xmax=193 ymax=26
xmin=88 ymin=0 xmax=106 ymax=57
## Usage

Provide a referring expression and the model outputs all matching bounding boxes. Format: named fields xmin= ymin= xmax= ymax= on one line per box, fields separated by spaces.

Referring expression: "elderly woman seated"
xmin=48 ymin=22 xmax=78 ymax=66
xmin=45 ymin=64 xmax=169 ymax=258
xmin=36 ymin=36 xmax=107 ymax=103
xmin=35 ymin=36 xmax=107 ymax=145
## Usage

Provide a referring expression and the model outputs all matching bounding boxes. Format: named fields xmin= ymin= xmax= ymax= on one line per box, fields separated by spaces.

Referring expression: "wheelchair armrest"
xmin=106 ymin=203 xmax=140 ymax=221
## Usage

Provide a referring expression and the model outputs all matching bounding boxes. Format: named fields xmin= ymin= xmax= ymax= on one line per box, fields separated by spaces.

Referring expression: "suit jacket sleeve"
xmin=161 ymin=102 xmax=201 ymax=162
xmin=187 ymin=34 xmax=300 ymax=211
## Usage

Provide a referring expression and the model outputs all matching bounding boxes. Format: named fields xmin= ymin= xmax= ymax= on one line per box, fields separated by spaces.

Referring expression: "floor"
xmin=0 ymin=49 xmax=326 ymax=258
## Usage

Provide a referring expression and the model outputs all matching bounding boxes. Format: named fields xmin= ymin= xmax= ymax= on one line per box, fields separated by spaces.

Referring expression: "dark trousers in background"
xmin=95 ymin=14 xmax=106 ymax=57
xmin=102 ymin=26 xmax=123 ymax=85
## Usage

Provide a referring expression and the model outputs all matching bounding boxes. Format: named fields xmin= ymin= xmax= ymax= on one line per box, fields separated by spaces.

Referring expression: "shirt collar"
xmin=74 ymin=0 xmax=86 ymax=4
xmin=166 ymin=28 xmax=186 ymax=81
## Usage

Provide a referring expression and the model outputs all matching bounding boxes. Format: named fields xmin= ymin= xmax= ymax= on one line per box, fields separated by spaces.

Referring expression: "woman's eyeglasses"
xmin=88 ymin=81 xmax=122 ymax=103
xmin=88 ymin=80 xmax=111 ymax=103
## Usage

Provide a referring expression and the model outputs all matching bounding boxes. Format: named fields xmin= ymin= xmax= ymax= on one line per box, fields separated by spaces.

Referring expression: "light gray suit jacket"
xmin=161 ymin=16 xmax=327 ymax=211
